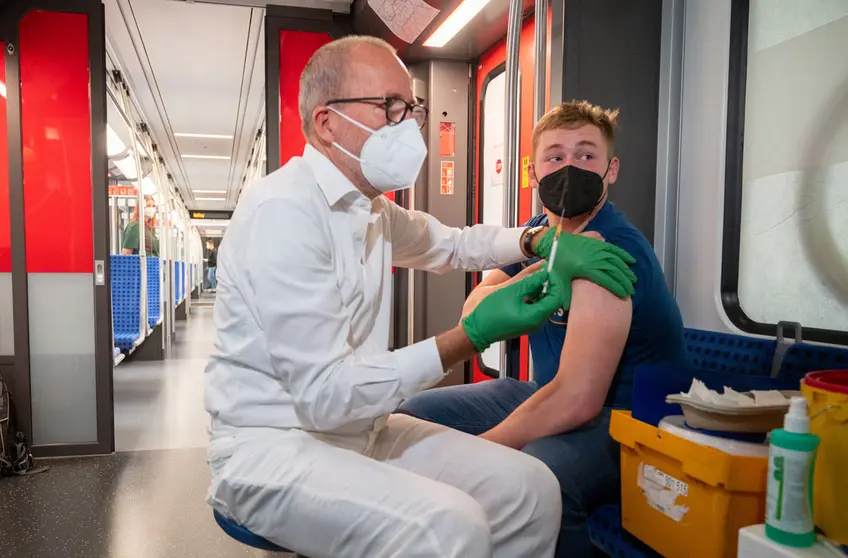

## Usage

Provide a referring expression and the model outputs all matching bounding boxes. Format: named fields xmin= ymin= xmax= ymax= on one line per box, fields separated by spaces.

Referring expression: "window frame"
xmin=721 ymin=0 xmax=848 ymax=346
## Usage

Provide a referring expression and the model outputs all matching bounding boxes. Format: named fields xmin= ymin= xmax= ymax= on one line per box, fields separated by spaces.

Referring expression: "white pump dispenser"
xmin=783 ymin=396 xmax=811 ymax=434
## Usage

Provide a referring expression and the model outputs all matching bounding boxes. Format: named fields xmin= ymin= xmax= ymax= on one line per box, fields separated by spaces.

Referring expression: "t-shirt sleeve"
xmin=604 ymin=230 xmax=654 ymax=309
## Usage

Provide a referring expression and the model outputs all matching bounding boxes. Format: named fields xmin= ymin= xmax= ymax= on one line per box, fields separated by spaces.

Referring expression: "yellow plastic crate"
xmin=610 ymin=411 xmax=768 ymax=558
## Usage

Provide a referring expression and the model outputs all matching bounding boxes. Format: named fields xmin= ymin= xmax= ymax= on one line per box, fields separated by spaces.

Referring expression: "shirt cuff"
xmin=395 ymin=337 xmax=445 ymax=398
xmin=492 ymin=227 xmax=528 ymax=266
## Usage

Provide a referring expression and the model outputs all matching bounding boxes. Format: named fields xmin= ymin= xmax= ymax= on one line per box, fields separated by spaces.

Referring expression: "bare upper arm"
xmin=552 ymin=278 xmax=633 ymax=419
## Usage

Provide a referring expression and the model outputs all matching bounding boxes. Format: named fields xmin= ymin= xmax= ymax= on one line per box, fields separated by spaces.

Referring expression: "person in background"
xmin=122 ymin=194 xmax=159 ymax=257
xmin=206 ymin=240 xmax=218 ymax=292
xmin=398 ymin=100 xmax=690 ymax=558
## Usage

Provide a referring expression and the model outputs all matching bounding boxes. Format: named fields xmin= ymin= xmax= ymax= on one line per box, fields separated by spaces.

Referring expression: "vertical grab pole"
xmin=122 ymin=83 xmax=148 ymax=345
xmin=501 ymin=0 xmax=523 ymax=378
xmin=532 ymin=0 xmax=548 ymax=216
xmin=528 ymin=0 xmax=548 ymax=383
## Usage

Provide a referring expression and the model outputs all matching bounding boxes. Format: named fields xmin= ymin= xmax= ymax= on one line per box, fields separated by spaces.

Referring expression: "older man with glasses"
xmin=203 ymin=35 xmax=636 ymax=558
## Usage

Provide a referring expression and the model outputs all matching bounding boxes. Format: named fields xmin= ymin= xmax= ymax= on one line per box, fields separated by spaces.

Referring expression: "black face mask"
xmin=538 ymin=163 xmax=608 ymax=218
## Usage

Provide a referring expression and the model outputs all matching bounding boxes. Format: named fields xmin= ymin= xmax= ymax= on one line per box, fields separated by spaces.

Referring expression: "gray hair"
xmin=298 ymin=35 xmax=397 ymax=138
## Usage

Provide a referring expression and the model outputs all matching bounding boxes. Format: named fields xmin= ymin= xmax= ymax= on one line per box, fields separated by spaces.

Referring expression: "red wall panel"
xmin=0 ymin=43 xmax=11 ymax=273
xmin=19 ymin=11 xmax=93 ymax=273
xmin=279 ymin=30 xmax=333 ymax=166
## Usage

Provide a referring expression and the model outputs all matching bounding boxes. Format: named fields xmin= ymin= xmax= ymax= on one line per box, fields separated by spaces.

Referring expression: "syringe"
xmin=541 ymin=207 xmax=567 ymax=296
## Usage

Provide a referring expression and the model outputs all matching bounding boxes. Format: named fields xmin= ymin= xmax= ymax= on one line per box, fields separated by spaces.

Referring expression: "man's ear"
xmin=607 ymin=156 xmax=620 ymax=185
xmin=529 ymin=162 xmax=540 ymax=189
xmin=312 ymin=105 xmax=334 ymax=145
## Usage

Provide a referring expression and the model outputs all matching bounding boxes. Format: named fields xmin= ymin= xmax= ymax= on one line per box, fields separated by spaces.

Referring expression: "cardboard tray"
xmin=665 ymin=390 xmax=802 ymax=433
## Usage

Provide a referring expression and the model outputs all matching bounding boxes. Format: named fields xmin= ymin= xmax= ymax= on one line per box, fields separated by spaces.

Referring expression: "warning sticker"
xmin=637 ymin=462 xmax=690 ymax=522
xmin=439 ymin=122 xmax=456 ymax=157
xmin=440 ymin=161 xmax=454 ymax=195
xmin=521 ymin=156 xmax=530 ymax=189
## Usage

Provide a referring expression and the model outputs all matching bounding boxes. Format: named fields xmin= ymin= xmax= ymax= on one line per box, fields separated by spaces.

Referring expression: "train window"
xmin=723 ymin=0 xmax=848 ymax=344
xmin=479 ymin=69 xmax=507 ymax=371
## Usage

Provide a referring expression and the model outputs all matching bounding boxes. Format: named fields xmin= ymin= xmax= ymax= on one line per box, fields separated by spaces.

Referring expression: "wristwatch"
xmin=521 ymin=225 xmax=545 ymax=258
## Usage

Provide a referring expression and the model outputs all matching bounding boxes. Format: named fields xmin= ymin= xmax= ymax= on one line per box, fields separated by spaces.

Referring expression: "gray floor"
xmin=0 ymin=295 xmax=295 ymax=557
xmin=113 ymin=300 xmax=215 ymax=453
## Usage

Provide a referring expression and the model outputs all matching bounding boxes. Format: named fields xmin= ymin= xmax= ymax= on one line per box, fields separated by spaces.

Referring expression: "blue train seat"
xmin=174 ymin=260 xmax=184 ymax=304
xmin=110 ymin=255 xmax=141 ymax=352
xmin=589 ymin=327 xmax=848 ymax=558
xmin=147 ymin=257 xmax=161 ymax=327
xmin=212 ymin=509 xmax=293 ymax=554
xmin=779 ymin=342 xmax=848 ymax=382
xmin=683 ymin=327 xmax=776 ymax=376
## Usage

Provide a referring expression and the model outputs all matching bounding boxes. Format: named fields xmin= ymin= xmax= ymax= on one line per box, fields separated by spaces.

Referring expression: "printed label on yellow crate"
xmin=637 ymin=462 xmax=690 ymax=522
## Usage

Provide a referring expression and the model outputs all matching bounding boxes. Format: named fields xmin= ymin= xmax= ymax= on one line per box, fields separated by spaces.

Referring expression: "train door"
xmin=477 ymin=66 xmax=508 ymax=377
xmin=470 ymin=18 xmax=542 ymax=383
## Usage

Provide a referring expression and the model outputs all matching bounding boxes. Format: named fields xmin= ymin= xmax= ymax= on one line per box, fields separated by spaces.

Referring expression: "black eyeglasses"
xmin=326 ymin=96 xmax=429 ymax=130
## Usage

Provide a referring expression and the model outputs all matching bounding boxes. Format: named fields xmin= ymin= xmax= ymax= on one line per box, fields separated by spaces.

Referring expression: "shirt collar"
xmin=302 ymin=143 xmax=362 ymax=207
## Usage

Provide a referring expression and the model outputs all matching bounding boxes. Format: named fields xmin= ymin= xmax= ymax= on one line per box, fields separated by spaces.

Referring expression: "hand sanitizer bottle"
xmin=765 ymin=396 xmax=820 ymax=547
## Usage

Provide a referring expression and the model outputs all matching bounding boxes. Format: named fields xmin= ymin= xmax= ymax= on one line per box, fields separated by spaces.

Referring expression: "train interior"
xmin=1 ymin=0 xmax=847 ymax=556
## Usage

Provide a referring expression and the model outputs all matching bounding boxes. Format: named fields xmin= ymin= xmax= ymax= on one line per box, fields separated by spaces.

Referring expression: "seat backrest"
xmin=683 ymin=328 xmax=776 ymax=377
xmin=147 ymin=257 xmax=161 ymax=323
xmin=110 ymin=255 xmax=141 ymax=336
xmin=778 ymin=343 xmax=848 ymax=384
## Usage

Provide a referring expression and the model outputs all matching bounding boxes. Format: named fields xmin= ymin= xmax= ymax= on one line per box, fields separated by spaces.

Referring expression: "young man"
xmin=398 ymin=100 xmax=690 ymax=557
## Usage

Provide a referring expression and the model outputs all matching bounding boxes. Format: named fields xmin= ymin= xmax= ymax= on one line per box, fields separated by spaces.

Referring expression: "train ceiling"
xmin=102 ymin=0 xmax=534 ymax=216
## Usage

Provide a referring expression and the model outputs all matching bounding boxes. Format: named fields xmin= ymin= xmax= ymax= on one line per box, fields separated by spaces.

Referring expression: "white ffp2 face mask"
xmin=144 ymin=207 xmax=156 ymax=219
xmin=329 ymin=107 xmax=427 ymax=193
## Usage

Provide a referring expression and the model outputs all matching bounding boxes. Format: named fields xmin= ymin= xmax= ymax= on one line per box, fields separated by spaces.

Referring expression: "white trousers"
xmin=207 ymin=414 xmax=561 ymax=558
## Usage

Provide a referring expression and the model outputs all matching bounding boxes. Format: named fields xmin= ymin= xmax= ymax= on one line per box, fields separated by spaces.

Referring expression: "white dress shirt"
xmin=204 ymin=144 xmax=526 ymax=445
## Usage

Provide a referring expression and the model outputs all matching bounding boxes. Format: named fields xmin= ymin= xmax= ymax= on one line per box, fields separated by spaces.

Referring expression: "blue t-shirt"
xmin=501 ymin=201 xmax=690 ymax=409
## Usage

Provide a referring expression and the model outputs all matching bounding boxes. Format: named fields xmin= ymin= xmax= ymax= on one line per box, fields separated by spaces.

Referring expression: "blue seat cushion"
xmin=212 ymin=509 xmax=289 ymax=552
xmin=114 ymin=332 xmax=139 ymax=351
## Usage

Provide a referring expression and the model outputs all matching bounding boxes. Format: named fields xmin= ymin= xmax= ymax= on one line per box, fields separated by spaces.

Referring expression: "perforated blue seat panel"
xmin=147 ymin=257 xmax=161 ymax=327
xmin=212 ymin=510 xmax=289 ymax=552
xmin=683 ymin=328 xmax=776 ymax=376
xmin=111 ymin=255 xmax=142 ymax=352
xmin=779 ymin=343 xmax=848 ymax=383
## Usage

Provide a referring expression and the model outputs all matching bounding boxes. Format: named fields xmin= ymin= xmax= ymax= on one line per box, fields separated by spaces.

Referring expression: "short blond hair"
xmin=532 ymin=100 xmax=620 ymax=158
xmin=298 ymin=35 xmax=397 ymax=137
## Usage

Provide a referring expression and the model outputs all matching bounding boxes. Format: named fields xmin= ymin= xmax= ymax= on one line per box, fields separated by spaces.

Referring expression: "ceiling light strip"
xmin=174 ymin=133 xmax=233 ymax=139
xmin=423 ymin=0 xmax=492 ymax=48
xmin=182 ymin=154 xmax=231 ymax=160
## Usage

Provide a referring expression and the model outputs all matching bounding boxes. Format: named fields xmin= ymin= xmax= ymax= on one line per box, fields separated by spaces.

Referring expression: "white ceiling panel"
xmin=175 ymin=136 xmax=233 ymax=158
xmin=181 ymin=158 xmax=233 ymax=190
xmin=105 ymin=0 xmax=266 ymax=210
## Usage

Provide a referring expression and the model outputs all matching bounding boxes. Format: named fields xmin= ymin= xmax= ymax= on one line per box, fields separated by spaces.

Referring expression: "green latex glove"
xmin=535 ymin=228 xmax=637 ymax=307
xmin=461 ymin=270 xmax=564 ymax=352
